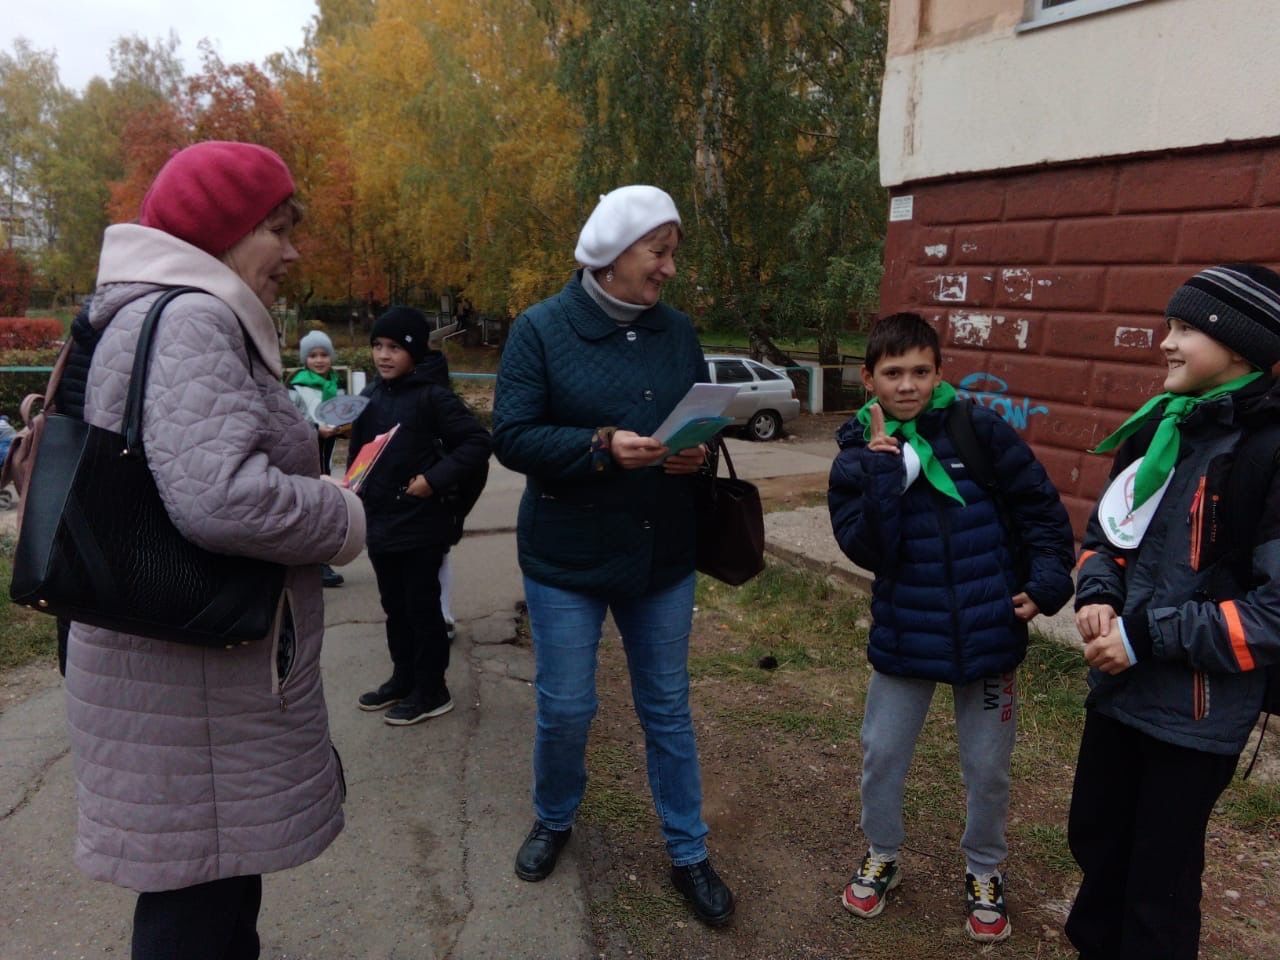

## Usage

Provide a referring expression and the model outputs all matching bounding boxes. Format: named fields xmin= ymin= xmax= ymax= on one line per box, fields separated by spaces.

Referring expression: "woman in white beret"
xmin=492 ymin=185 xmax=735 ymax=926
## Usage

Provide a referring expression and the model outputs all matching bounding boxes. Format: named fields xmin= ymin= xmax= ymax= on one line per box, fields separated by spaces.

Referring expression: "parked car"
xmin=704 ymin=355 xmax=801 ymax=441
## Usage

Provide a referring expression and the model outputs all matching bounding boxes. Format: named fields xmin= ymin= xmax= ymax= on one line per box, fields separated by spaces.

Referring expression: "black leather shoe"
xmin=514 ymin=822 xmax=572 ymax=881
xmin=671 ymin=858 xmax=735 ymax=927
xmin=321 ymin=564 xmax=344 ymax=588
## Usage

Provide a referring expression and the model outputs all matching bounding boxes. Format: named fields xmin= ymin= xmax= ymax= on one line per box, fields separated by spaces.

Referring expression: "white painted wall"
xmin=880 ymin=0 xmax=1280 ymax=187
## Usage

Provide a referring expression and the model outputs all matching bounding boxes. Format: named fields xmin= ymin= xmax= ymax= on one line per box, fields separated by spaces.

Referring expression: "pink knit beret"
xmin=138 ymin=141 xmax=295 ymax=256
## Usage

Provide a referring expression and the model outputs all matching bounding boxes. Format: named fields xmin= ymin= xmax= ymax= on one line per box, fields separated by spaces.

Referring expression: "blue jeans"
xmin=523 ymin=573 xmax=710 ymax=866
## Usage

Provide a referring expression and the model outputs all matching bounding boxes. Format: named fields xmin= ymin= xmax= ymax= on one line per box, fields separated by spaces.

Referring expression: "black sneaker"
xmin=671 ymin=858 xmax=735 ymax=927
xmin=384 ymin=686 xmax=454 ymax=726
xmin=357 ymin=679 xmax=411 ymax=712
xmin=514 ymin=821 xmax=572 ymax=881
xmin=321 ymin=564 xmax=344 ymax=588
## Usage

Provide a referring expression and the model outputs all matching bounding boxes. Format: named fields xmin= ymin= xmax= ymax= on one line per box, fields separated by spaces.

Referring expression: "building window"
xmin=1018 ymin=0 xmax=1149 ymax=31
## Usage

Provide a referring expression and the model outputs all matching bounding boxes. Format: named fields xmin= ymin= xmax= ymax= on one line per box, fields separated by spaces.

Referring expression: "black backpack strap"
xmin=946 ymin=397 xmax=1029 ymax=582
xmin=946 ymin=397 xmax=998 ymax=493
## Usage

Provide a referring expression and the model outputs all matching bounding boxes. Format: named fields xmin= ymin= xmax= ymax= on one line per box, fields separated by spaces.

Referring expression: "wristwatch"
xmin=590 ymin=426 xmax=618 ymax=472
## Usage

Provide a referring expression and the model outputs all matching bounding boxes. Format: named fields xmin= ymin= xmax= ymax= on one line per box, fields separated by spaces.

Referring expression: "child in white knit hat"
xmin=290 ymin=328 xmax=346 ymax=587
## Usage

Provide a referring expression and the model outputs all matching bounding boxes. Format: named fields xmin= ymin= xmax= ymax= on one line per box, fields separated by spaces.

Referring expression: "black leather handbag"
xmin=694 ymin=438 xmax=765 ymax=586
xmin=10 ymin=287 xmax=286 ymax=647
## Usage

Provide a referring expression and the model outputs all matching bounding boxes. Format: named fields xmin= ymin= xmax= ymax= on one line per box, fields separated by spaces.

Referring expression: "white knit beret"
xmin=574 ymin=185 xmax=682 ymax=268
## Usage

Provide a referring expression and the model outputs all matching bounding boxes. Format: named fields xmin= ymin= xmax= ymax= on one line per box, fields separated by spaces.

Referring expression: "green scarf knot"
xmin=1092 ymin=371 xmax=1261 ymax=509
xmin=290 ymin=367 xmax=340 ymax=403
xmin=857 ymin=381 xmax=964 ymax=505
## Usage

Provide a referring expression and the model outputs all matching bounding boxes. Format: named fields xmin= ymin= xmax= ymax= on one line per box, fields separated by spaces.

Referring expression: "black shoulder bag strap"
xmin=122 ymin=287 xmax=204 ymax=456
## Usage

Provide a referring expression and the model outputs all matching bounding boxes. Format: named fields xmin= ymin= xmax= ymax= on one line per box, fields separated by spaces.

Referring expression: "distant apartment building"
xmin=1 ymin=199 xmax=51 ymax=253
xmin=878 ymin=0 xmax=1280 ymax=533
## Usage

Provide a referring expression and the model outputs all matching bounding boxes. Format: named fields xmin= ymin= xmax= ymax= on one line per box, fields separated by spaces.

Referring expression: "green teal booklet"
xmin=663 ymin=415 xmax=734 ymax=452
xmin=654 ymin=383 xmax=741 ymax=453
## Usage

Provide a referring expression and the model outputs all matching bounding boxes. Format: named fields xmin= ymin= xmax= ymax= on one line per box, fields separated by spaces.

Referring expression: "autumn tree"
xmin=557 ymin=0 xmax=888 ymax=361
xmin=0 ymin=39 xmax=65 ymax=255
xmin=267 ymin=45 xmax=378 ymax=311
xmin=105 ymin=34 xmax=190 ymax=223
xmin=312 ymin=0 xmax=580 ymax=313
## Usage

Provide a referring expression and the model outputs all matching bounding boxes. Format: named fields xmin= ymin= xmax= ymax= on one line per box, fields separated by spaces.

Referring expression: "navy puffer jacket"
xmin=492 ymin=273 xmax=706 ymax=599
xmin=829 ymin=401 xmax=1075 ymax=684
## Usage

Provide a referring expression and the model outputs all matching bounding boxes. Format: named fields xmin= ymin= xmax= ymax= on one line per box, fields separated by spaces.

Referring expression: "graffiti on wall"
xmin=956 ymin=372 xmax=1049 ymax=432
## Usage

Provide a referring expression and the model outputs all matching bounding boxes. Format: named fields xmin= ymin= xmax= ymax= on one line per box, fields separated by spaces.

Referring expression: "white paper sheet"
xmin=652 ymin=383 xmax=742 ymax=445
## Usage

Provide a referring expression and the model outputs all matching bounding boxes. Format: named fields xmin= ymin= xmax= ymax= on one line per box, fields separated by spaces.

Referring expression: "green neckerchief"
xmin=857 ymin=381 xmax=963 ymax=505
xmin=1093 ymin=371 xmax=1262 ymax=509
xmin=290 ymin=367 xmax=339 ymax=403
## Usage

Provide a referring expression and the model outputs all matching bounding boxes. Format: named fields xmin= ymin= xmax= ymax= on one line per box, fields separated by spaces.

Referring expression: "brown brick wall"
xmin=881 ymin=139 xmax=1280 ymax=535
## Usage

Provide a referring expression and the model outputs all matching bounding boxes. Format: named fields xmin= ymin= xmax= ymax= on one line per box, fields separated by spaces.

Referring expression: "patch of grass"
xmin=1217 ymin=777 xmax=1280 ymax=830
xmin=595 ymin=886 xmax=686 ymax=955
xmin=695 ymin=563 xmax=869 ymax=673
xmin=579 ymin=784 xmax=651 ymax=831
xmin=0 ymin=550 xmax=57 ymax=669
xmin=580 ymin=742 xmax=651 ymax=830
xmin=687 ymin=648 xmax=775 ymax=684
xmin=901 ymin=776 xmax=964 ymax=821
xmin=1018 ymin=636 xmax=1088 ymax=757
xmin=1013 ymin=822 xmax=1078 ymax=875
xmin=715 ymin=704 xmax=856 ymax=743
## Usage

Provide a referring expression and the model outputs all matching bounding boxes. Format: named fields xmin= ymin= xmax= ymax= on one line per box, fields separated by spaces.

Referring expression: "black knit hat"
xmin=371 ymin=306 xmax=430 ymax=363
xmin=1166 ymin=264 xmax=1280 ymax=370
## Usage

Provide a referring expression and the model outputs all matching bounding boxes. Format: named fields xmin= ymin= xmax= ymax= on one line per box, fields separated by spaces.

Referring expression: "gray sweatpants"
xmin=859 ymin=668 xmax=1018 ymax=876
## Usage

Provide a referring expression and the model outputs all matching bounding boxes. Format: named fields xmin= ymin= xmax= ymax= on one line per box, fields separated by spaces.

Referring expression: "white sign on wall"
xmin=889 ymin=195 xmax=914 ymax=222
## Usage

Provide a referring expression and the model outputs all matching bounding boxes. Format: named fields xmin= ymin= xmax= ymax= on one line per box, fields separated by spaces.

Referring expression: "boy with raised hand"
xmin=828 ymin=312 xmax=1074 ymax=942
xmin=1067 ymin=264 xmax=1280 ymax=960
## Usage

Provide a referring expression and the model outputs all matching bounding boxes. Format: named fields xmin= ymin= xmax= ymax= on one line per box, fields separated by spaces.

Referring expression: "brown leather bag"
xmin=0 ymin=337 xmax=74 ymax=528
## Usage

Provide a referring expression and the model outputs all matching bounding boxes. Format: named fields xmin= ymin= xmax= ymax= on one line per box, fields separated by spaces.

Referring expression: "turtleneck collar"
xmin=581 ymin=266 xmax=647 ymax=325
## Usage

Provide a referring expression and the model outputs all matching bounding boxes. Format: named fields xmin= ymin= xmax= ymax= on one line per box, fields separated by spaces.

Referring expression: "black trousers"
xmin=132 ymin=875 xmax=262 ymax=960
xmin=1065 ymin=710 xmax=1237 ymax=960
xmin=370 ymin=546 xmax=449 ymax=699
xmin=318 ymin=433 xmax=336 ymax=476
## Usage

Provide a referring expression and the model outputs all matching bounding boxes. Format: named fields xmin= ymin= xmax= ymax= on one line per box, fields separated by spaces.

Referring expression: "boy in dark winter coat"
xmin=1067 ymin=264 xmax=1280 ymax=960
xmin=349 ymin=306 xmax=492 ymax=726
xmin=828 ymin=312 xmax=1074 ymax=942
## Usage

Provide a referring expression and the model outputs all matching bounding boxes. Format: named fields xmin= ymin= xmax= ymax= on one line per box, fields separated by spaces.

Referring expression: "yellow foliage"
xmin=311 ymin=0 xmax=582 ymax=313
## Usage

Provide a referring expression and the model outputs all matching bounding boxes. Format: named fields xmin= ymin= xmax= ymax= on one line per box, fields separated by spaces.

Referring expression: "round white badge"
xmin=1097 ymin=455 xmax=1172 ymax=550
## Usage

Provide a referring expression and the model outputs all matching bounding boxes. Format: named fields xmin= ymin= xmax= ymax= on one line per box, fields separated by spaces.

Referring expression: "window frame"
xmin=1017 ymin=0 xmax=1149 ymax=32
xmin=711 ymin=359 xmax=755 ymax=385
xmin=745 ymin=361 xmax=786 ymax=382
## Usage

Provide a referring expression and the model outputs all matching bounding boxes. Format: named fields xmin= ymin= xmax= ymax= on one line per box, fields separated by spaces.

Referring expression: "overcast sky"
xmin=3 ymin=1 xmax=319 ymax=93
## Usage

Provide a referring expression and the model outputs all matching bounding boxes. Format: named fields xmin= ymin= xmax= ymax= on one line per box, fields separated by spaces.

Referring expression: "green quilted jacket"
xmin=492 ymin=273 xmax=706 ymax=598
